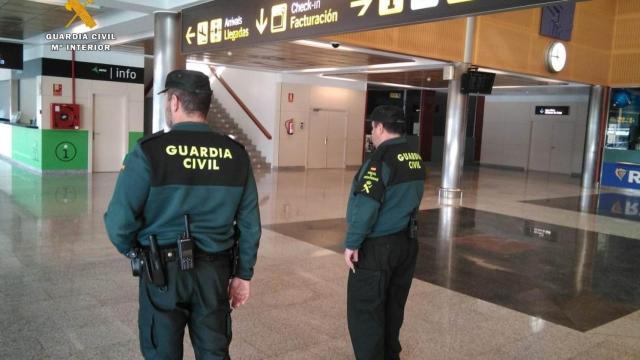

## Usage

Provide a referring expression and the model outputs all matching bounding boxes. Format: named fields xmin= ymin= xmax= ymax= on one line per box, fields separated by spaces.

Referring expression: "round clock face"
xmin=546 ymin=42 xmax=567 ymax=73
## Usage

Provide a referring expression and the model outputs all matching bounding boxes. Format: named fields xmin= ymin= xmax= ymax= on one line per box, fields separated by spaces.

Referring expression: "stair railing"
xmin=209 ymin=65 xmax=273 ymax=140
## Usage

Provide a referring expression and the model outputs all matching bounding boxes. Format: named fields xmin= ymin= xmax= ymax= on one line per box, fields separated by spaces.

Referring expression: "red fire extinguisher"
xmin=285 ymin=119 xmax=295 ymax=135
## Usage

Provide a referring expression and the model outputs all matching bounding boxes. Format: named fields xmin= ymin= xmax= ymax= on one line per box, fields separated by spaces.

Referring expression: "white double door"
xmin=528 ymin=120 xmax=574 ymax=174
xmin=307 ymin=110 xmax=347 ymax=169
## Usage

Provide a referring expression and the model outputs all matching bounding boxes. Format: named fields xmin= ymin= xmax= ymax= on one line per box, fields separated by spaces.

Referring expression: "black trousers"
xmin=347 ymin=232 xmax=418 ymax=360
xmin=139 ymin=253 xmax=232 ymax=360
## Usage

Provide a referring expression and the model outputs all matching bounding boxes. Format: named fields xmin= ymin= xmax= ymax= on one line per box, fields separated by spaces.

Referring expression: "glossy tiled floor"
xmin=1 ymin=160 xmax=639 ymax=359
xmin=523 ymin=192 xmax=640 ymax=222
xmin=267 ymin=208 xmax=640 ymax=332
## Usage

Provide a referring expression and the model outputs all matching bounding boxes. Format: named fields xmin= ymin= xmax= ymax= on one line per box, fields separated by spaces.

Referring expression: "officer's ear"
xmin=371 ymin=121 xmax=381 ymax=134
xmin=170 ymin=93 xmax=180 ymax=113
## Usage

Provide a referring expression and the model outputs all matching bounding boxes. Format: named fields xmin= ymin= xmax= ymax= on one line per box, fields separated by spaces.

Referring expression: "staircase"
xmin=207 ymin=97 xmax=271 ymax=170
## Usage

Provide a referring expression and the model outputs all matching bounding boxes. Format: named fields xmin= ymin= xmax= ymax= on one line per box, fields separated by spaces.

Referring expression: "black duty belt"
xmin=142 ymin=246 xmax=230 ymax=263
xmin=366 ymin=229 xmax=409 ymax=242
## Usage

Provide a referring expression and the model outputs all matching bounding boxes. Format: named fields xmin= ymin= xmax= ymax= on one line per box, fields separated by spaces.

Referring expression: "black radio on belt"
xmin=178 ymin=214 xmax=195 ymax=271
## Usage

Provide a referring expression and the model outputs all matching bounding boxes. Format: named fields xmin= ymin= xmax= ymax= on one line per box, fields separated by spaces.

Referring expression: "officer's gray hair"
xmin=167 ymin=88 xmax=211 ymax=118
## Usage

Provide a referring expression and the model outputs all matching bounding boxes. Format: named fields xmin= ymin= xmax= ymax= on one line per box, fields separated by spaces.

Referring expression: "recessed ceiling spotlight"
xmin=227 ymin=51 xmax=233 ymax=56
xmin=426 ymin=77 xmax=432 ymax=82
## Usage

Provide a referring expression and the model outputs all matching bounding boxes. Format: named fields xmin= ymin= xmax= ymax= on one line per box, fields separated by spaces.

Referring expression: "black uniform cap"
xmin=368 ymin=105 xmax=405 ymax=124
xmin=157 ymin=70 xmax=213 ymax=95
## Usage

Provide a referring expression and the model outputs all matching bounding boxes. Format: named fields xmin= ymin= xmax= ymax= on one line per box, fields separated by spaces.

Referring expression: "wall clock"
xmin=546 ymin=41 xmax=567 ymax=73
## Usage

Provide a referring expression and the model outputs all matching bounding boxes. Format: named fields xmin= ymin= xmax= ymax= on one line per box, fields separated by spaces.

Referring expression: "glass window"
xmin=606 ymin=88 xmax=640 ymax=151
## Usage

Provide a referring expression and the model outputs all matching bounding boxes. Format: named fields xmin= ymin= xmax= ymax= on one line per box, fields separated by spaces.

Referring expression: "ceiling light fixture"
xmin=370 ymin=81 xmax=433 ymax=90
xmin=298 ymin=67 xmax=340 ymax=73
xmin=476 ymin=66 xmax=575 ymax=85
xmin=292 ymin=39 xmax=356 ymax=52
xmin=321 ymin=75 xmax=361 ymax=83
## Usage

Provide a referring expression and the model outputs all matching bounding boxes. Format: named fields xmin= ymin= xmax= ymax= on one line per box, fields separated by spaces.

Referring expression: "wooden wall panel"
xmin=474 ymin=0 xmax=615 ymax=85
xmin=613 ymin=17 xmax=640 ymax=50
xmin=616 ymin=0 xmax=640 ymax=15
xmin=572 ymin=5 xmax=615 ymax=52
xmin=610 ymin=54 xmax=640 ymax=86
xmin=324 ymin=0 xmax=640 ymax=87
xmin=610 ymin=0 xmax=640 ymax=86
xmin=325 ymin=19 xmax=466 ymax=62
xmin=569 ymin=44 xmax=611 ymax=86
xmin=474 ymin=13 xmax=536 ymax=74
xmin=481 ymin=8 xmax=537 ymax=30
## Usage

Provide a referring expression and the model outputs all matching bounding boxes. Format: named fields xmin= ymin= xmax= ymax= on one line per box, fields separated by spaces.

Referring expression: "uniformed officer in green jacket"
xmin=344 ymin=105 xmax=425 ymax=360
xmin=104 ymin=70 xmax=261 ymax=360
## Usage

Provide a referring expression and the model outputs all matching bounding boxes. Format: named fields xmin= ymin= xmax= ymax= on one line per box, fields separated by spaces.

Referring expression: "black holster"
xmin=130 ymin=249 xmax=143 ymax=277
xmin=145 ymin=235 xmax=166 ymax=288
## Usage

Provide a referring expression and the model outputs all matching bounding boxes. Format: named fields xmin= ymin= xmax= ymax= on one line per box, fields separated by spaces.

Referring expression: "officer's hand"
xmin=344 ymin=248 xmax=359 ymax=273
xmin=229 ymin=278 xmax=251 ymax=309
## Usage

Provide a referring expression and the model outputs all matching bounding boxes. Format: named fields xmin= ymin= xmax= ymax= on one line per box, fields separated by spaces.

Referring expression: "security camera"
xmin=330 ymin=42 xmax=340 ymax=49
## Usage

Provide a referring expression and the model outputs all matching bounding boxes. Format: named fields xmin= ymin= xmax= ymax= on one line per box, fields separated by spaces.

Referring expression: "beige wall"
xmin=39 ymin=76 xmax=143 ymax=131
xmin=0 ymin=80 xmax=10 ymax=119
xmin=278 ymin=83 xmax=366 ymax=168
xmin=19 ymin=78 xmax=38 ymax=122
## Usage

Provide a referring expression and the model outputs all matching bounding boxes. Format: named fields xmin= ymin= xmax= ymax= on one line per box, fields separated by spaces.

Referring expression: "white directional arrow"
xmin=185 ymin=26 xmax=195 ymax=45
xmin=350 ymin=0 xmax=373 ymax=17
xmin=256 ymin=8 xmax=268 ymax=34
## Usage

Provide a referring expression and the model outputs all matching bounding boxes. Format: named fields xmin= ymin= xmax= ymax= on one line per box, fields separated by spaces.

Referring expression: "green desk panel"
xmin=11 ymin=126 xmax=42 ymax=169
xmin=41 ymin=130 xmax=89 ymax=171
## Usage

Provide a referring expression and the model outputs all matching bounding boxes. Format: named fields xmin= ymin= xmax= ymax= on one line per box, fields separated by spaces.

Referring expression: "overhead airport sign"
xmin=182 ymin=0 xmax=567 ymax=53
xmin=41 ymin=58 xmax=144 ymax=84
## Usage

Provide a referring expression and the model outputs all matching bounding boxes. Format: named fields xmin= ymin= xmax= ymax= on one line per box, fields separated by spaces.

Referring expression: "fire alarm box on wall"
xmin=51 ymin=103 xmax=80 ymax=129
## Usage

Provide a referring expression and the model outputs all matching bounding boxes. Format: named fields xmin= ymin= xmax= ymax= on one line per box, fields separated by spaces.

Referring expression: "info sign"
xmin=181 ymin=0 xmax=567 ymax=53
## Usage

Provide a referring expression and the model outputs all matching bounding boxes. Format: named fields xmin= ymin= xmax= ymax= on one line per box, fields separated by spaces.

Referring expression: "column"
xmin=436 ymin=205 xmax=460 ymax=288
xmin=439 ymin=62 xmax=469 ymax=200
xmin=152 ymin=12 xmax=186 ymax=133
xmin=581 ymin=85 xmax=604 ymax=190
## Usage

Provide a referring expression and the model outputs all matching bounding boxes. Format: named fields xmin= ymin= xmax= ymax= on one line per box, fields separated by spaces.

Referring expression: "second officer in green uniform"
xmin=104 ymin=70 xmax=261 ymax=360
xmin=344 ymin=105 xmax=426 ymax=360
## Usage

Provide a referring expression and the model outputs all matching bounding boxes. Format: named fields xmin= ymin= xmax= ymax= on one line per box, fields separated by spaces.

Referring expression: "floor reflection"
xmin=266 ymin=207 xmax=640 ymax=331
xmin=523 ymin=192 xmax=640 ymax=222
xmin=0 ymin=165 xmax=90 ymax=219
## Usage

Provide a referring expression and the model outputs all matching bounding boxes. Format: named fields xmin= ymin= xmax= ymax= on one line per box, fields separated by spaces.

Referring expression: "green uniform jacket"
xmin=104 ymin=122 xmax=261 ymax=280
xmin=345 ymin=137 xmax=425 ymax=250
